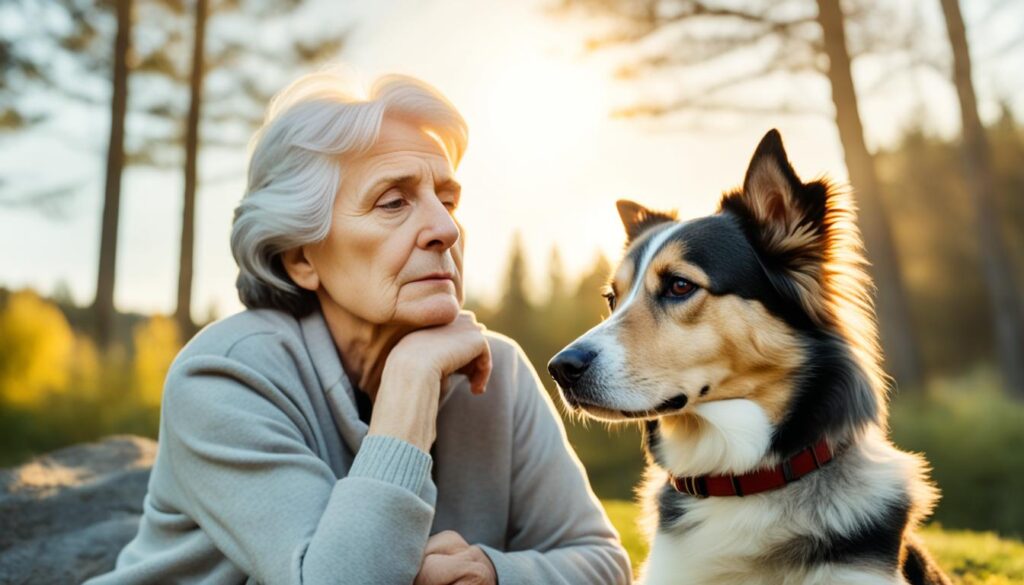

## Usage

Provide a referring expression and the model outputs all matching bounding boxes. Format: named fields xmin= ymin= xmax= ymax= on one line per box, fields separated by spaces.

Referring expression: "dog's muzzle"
xmin=548 ymin=347 xmax=596 ymax=390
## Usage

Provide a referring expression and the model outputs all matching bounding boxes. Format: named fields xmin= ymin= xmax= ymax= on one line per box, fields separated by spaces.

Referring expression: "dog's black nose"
xmin=548 ymin=347 xmax=597 ymax=388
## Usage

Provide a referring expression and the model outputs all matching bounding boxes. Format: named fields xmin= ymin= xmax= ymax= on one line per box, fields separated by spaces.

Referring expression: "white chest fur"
xmin=641 ymin=494 xmax=909 ymax=585
xmin=641 ymin=413 xmax=930 ymax=585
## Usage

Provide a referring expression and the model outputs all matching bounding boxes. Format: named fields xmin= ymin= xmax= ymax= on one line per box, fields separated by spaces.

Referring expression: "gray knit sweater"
xmin=84 ymin=307 xmax=631 ymax=585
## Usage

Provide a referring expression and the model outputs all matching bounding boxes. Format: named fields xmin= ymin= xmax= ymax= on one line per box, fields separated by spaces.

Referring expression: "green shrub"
xmin=891 ymin=368 xmax=1024 ymax=538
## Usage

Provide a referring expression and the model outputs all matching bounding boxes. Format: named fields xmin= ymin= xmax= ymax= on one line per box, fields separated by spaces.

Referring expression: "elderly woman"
xmin=86 ymin=72 xmax=631 ymax=585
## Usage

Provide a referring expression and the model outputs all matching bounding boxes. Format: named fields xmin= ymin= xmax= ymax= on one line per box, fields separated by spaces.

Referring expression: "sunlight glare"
xmin=478 ymin=53 xmax=609 ymax=164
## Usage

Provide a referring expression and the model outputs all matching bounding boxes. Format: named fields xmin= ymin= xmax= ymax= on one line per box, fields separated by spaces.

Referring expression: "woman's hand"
xmin=389 ymin=311 xmax=492 ymax=395
xmin=414 ymin=531 xmax=498 ymax=585
xmin=370 ymin=311 xmax=492 ymax=452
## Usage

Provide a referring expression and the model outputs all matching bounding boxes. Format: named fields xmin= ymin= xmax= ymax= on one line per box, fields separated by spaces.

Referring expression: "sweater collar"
xmin=298 ymin=305 xmax=467 ymax=452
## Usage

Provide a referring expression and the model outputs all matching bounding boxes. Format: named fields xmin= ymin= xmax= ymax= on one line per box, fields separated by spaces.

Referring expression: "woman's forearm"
xmin=301 ymin=435 xmax=437 ymax=584
xmin=369 ymin=362 xmax=441 ymax=453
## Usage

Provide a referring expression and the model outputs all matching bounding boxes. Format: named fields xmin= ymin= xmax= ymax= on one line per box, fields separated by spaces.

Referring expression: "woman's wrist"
xmin=368 ymin=364 xmax=441 ymax=452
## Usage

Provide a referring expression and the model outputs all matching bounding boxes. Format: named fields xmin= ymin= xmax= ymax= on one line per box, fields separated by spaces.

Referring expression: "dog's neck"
xmin=645 ymin=399 xmax=779 ymax=477
xmin=645 ymin=333 xmax=882 ymax=478
xmin=645 ymin=403 xmax=874 ymax=480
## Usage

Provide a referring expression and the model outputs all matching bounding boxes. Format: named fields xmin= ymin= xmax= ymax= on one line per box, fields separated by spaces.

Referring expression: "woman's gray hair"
xmin=230 ymin=70 xmax=468 ymax=316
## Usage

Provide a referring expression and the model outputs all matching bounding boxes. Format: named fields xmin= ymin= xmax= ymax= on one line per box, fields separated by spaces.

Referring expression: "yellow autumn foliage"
xmin=132 ymin=315 xmax=181 ymax=406
xmin=0 ymin=290 xmax=74 ymax=406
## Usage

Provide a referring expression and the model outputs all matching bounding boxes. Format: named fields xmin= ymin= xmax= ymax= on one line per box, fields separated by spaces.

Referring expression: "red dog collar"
xmin=669 ymin=439 xmax=835 ymax=497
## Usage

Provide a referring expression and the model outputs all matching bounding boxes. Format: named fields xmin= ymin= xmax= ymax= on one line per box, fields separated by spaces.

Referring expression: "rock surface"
xmin=0 ymin=435 xmax=155 ymax=584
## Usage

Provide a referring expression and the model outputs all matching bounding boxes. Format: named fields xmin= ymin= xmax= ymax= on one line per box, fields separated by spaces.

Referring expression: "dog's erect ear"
xmin=616 ymin=199 xmax=677 ymax=243
xmin=739 ymin=129 xmax=825 ymax=233
xmin=720 ymin=130 xmax=834 ymax=324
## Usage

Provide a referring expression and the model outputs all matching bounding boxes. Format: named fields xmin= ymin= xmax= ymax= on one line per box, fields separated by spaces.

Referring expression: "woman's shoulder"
xmin=160 ymin=309 xmax=316 ymax=419
xmin=182 ymin=308 xmax=300 ymax=355
xmin=168 ymin=308 xmax=308 ymax=380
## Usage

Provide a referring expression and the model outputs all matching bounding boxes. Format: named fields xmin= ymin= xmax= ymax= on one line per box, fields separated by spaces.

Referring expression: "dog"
xmin=548 ymin=130 xmax=950 ymax=584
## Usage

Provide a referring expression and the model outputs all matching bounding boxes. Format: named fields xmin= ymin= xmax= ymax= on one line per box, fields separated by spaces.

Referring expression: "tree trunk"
xmin=814 ymin=0 xmax=925 ymax=393
xmin=92 ymin=0 xmax=132 ymax=349
xmin=175 ymin=0 xmax=208 ymax=339
xmin=939 ymin=0 xmax=1024 ymax=398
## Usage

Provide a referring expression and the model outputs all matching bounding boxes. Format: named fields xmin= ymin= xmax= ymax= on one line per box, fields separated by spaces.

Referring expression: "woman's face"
xmin=289 ymin=115 xmax=464 ymax=328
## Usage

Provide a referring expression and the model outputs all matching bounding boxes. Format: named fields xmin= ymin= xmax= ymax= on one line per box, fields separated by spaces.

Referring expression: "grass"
xmin=601 ymin=499 xmax=1024 ymax=584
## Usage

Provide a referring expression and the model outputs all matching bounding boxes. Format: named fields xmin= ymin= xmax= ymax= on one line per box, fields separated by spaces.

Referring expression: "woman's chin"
xmin=397 ymin=295 xmax=461 ymax=327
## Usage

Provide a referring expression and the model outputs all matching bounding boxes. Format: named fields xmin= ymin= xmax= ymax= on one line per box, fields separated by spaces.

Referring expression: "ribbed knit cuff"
xmin=348 ymin=435 xmax=433 ymax=495
xmin=478 ymin=544 xmax=521 ymax=585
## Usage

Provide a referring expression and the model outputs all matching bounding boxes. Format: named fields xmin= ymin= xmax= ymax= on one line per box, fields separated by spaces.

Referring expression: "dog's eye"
xmin=602 ymin=291 xmax=617 ymax=310
xmin=602 ymin=290 xmax=617 ymax=311
xmin=666 ymin=278 xmax=697 ymax=299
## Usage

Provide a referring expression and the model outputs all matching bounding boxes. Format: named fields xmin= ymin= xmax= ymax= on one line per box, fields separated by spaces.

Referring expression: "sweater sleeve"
xmin=161 ymin=353 xmax=435 ymax=585
xmin=477 ymin=344 xmax=632 ymax=585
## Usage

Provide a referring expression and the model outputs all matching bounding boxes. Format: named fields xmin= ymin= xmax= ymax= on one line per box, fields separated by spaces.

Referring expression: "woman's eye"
xmin=377 ymin=197 xmax=407 ymax=211
xmin=667 ymin=278 xmax=697 ymax=298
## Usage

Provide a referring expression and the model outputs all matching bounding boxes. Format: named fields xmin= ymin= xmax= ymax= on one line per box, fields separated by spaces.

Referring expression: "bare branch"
xmin=614 ymin=25 xmax=819 ymax=79
xmin=614 ymin=98 xmax=828 ymax=119
xmin=0 ymin=182 xmax=80 ymax=220
xmin=612 ymin=46 xmax=823 ymax=119
xmin=585 ymin=1 xmax=816 ymax=51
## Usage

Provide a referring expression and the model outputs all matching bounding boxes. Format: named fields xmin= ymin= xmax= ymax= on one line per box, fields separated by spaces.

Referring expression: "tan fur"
xmin=610 ymin=258 xmax=634 ymax=300
xmin=741 ymin=157 xmax=829 ymax=325
xmin=726 ymin=161 xmax=889 ymax=418
xmin=616 ymin=240 xmax=805 ymax=424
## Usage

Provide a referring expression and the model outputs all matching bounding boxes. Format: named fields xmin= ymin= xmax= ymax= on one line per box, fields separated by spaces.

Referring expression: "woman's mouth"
xmin=412 ymin=272 xmax=455 ymax=283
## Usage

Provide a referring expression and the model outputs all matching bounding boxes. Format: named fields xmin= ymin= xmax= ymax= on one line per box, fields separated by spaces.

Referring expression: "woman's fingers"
xmin=417 ymin=532 xmax=498 ymax=585
xmin=455 ymin=336 xmax=491 ymax=395
xmin=415 ymin=551 xmax=492 ymax=585
xmin=468 ymin=344 xmax=492 ymax=395
xmin=414 ymin=553 xmax=460 ymax=585
xmin=424 ymin=530 xmax=468 ymax=556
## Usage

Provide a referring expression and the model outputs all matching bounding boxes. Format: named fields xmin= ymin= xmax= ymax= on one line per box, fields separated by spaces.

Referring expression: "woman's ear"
xmin=280 ymin=246 xmax=320 ymax=292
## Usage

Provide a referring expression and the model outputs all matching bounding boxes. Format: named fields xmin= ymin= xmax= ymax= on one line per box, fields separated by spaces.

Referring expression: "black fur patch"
xmin=763 ymin=496 xmax=910 ymax=570
xmin=770 ymin=331 xmax=878 ymax=458
xmin=643 ymin=420 xmax=664 ymax=467
xmin=657 ymin=481 xmax=689 ymax=531
xmin=670 ymin=215 xmax=817 ymax=331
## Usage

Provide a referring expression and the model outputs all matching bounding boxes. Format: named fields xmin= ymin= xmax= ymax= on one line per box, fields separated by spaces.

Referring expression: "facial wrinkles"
xmin=317 ymin=131 xmax=460 ymax=320
xmin=348 ymin=155 xmax=454 ymax=215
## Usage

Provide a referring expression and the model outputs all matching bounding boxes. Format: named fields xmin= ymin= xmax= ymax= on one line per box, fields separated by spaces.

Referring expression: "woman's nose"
xmin=417 ymin=198 xmax=460 ymax=251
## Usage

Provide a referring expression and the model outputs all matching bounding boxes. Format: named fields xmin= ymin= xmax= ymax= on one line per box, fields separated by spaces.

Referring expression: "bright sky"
xmin=1 ymin=0 xmax=1022 ymax=319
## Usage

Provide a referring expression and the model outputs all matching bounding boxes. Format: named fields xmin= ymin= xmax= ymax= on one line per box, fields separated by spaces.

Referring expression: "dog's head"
xmin=549 ymin=130 xmax=882 ymax=461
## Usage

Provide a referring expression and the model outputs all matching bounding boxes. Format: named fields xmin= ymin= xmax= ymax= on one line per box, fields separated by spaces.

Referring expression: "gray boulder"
xmin=0 ymin=435 xmax=155 ymax=584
